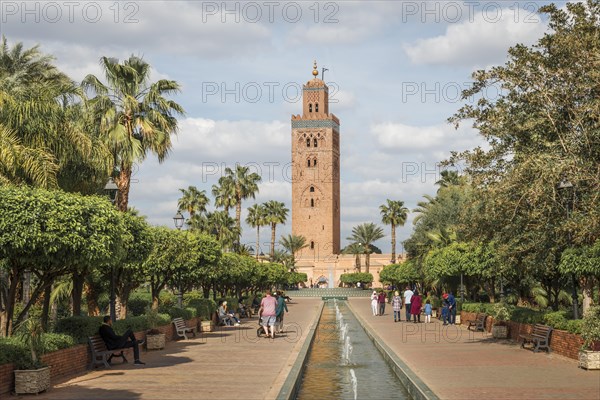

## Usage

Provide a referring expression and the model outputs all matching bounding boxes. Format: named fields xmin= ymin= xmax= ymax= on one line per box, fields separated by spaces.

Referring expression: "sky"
xmin=0 ymin=0 xmax=562 ymax=253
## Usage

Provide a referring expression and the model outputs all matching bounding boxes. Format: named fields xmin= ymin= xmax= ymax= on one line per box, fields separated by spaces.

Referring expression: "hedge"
xmin=0 ymin=333 xmax=76 ymax=366
xmin=186 ymin=298 xmax=216 ymax=320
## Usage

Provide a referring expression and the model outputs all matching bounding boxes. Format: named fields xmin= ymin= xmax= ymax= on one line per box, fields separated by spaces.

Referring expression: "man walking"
xmin=403 ymin=286 xmax=414 ymax=322
xmin=447 ymin=292 xmax=457 ymax=325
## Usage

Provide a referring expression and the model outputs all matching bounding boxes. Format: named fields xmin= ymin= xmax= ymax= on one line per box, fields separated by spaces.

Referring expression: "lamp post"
xmin=104 ymin=179 xmax=119 ymax=322
xmin=557 ymin=178 xmax=579 ymax=319
xmin=173 ymin=211 xmax=185 ymax=308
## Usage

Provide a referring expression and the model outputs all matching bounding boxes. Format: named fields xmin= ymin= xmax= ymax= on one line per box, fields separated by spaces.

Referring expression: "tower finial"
xmin=312 ymin=60 xmax=318 ymax=77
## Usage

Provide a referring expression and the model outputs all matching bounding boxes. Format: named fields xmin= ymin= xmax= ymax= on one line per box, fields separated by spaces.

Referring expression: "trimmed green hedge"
xmin=55 ymin=316 xmax=103 ymax=344
xmin=461 ymin=303 xmax=582 ymax=334
xmin=0 ymin=333 xmax=76 ymax=366
xmin=160 ymin=307 xmax=196 ymax=321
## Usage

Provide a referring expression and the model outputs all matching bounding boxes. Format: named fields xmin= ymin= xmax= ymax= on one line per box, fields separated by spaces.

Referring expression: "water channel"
xmin=296 ymin=300 xmax=411 ymax=400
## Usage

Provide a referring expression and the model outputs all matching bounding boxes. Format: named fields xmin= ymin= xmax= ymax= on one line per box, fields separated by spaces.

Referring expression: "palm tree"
xmin=279 ymin=234 xmax=308 ymax=270
xmin=343 ymin=242 xmax=365 ymax=272
xmin=412 ymin=194 xmax=437 ymax=225
xmin=178 ymin=186 xmax=209 ymax=219
xmin=212 ymin=176 xmax=236 ymax=214
xmin=82 ymin=56 xmax=185 ymax=211
xmin=263 ymin=200 xmax=289 ymax=260
xmin=246 ymin=203 xmax=267 ymax=259
xmin=346 ymin=223 xmax=385 ymax=273
xmin=435 ymin=170 xmax=462 ymax=191
xmin=0 ymin=37 xmax=101 ymax=189
xmin=380 ymin=199 xmax=409 ymax=263
xmin=224 ymin=165 xmax=262 ymax=237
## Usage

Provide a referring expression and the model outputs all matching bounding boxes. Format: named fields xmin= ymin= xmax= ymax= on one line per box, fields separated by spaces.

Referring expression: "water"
xmin=296 ymin=300 xmax=411 ymax=400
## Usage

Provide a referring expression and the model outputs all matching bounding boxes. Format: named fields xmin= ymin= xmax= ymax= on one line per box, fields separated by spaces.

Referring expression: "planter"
xmin=455 ymin=315 xmax=461 ymax=324
xmin=579 ymin=350 xmax=600 ymax=370
xmin=200 ymin=320 xmax=214 ymax=333
xmin=492 ymin=324 xmax=509 ymax=339
xmin=146 ymin=333 xmax=166 ymax=350
xmin=432 ymin=309 xmax=438 ymax=318
xmin=14 ymin=366 xmax=51 ymax=394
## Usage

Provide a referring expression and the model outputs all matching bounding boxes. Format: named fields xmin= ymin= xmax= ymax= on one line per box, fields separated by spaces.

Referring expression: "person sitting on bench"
xmin=218 ymin=301 xmax=240 ymax=326
xmin=98 ymin=316 xmax=145 ymax=365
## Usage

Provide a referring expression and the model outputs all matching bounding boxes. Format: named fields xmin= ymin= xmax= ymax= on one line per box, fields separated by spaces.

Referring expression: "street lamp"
xmin=557 ymin=178 xmax=579 ymax=319
xmin=103 ymin=179 xmax=119 ymax=321
xmin=104 ymin=178 xmax=118 ymax=205
xmin=173 ymin=211 xmax=185 ymax=308
xmin=173 ymin=211 xmax=185 ymax=230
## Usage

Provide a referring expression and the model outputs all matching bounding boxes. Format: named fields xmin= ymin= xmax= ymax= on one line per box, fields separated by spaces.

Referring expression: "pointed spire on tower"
xmin=312 ymin=60 xmax=319 ymax=77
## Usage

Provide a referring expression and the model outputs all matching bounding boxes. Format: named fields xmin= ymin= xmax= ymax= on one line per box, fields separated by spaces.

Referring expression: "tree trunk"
xmin=72 ymin=271 xmax=85 ymax=317
xmin=116 ymin=164 xmax=132 ymax=212
xmin=2 ymin=264 xmax=21 ymax=336
xmin=355 ymin=254 xmax=361 ymax=273
xmin=235 ymin=193 xmax=242 ymax=238
xmin=256 ymin=226 xmax=260 ymax=259
xmin=582 ymin=277 xmax=593 ymax=315
xmin=22 ymin=271 xmax=31 ymax=308
xmin=41 ymin=285 xmax=52 ymax=331
xmin=391 ymin=224 xmax=396 ymax=263
xmin=270 ymin=223 xmax=276 ymax=260
xmin=85 ymin=280 xmax=100 ymax=317
xmin=203 ymin=286 xmax=210 ymax=299
xmin=365 ymin=252 xmax=370 ymax=274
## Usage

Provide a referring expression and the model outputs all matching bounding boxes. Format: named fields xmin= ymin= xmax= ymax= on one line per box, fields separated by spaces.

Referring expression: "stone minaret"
xmin=291 ymin=61 xmax=340 ymax=260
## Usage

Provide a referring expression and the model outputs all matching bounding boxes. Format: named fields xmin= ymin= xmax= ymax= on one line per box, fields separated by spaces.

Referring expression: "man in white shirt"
xmin=403 ymin=286 xmax=414 ymax=322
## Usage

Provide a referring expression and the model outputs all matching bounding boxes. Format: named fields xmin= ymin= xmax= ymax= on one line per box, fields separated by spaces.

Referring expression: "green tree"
xmin=212 ymin=176 xmax=236 ymax=215
xmin=346 ymin=223 xmax=385 ymax=273
xmin=83 ymin=56 xmax=185 ymax=211
xmin=342 ymin=242 xmax=365 ymax=272
xmin=263 ymin=200 xmax=289 ymax=260
xmin=380 ymin=199 xmax=409 ymax=263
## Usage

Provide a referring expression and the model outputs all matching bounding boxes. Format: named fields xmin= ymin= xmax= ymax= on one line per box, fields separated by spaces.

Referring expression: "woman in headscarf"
xmin=410 ymin=291 xmax=422 ymax=323
xmin=371 ymin=291 xmax=379 ymax=316
xmin=392 ymin=291 xmax=402 ymax=322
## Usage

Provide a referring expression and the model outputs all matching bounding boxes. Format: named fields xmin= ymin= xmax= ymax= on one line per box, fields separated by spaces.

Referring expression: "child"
xmin=441 ymin=298 xmax=449 ymax=325
xmin=424 ymin=299 xmax=432 ymax=323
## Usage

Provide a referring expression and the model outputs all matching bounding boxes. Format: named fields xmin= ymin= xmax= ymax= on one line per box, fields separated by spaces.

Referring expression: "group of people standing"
xmin=371 ymin=286 xmax=457 ymax=324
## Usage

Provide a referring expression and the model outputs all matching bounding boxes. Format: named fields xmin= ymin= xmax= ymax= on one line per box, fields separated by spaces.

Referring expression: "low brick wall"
xmin=0 ymin=317 xmax=203 ymax=397
xmin=460 ymin=311 xmax=584 ymax=360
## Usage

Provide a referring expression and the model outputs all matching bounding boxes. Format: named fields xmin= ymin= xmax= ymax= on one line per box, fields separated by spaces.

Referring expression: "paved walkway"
xmin=348 ymin=298 xmax=600 ymax=400
xmin=36 ymin=299 xmax=321 ymax=400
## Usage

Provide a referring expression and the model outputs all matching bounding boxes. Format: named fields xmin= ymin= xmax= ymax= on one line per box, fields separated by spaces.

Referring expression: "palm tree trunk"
xmin=235 ymin=198 xmax=242 ymax=235
xmin=355 ymin=254 xmax=361 ymax=273
xmin=116 ymin=164 xmax=132 ymax=212
xmin=256 ymin=226 xmax=260 ymax=259
xmin=391 ymin=224 xmax=396 ymax=263
xmin=270 ymin=223 xmax=276 ymax=260
xmin=365 ymin=252 xmax=370 ymax=274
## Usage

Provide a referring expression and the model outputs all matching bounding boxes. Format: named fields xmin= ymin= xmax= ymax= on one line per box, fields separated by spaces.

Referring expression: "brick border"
xmin=460 ymin=311 xmax=584 ymax=359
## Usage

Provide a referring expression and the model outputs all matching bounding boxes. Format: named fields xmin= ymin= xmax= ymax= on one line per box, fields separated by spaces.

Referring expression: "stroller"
xmin=256 ymin=315 xmax=276 ymax=338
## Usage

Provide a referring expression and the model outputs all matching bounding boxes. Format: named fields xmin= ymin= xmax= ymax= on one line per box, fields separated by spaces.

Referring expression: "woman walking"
xmin=371 ymin=291 xmax=379 ymax=316
xmin=392 ymin=291 xmax=402 ymax=322
xmin=411 ymin=291 xmax=422 ymax=323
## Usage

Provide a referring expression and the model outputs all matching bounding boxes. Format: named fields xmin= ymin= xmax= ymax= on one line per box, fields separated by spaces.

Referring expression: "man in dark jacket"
xmin=99 ymin=316 xmax=145 ymax=365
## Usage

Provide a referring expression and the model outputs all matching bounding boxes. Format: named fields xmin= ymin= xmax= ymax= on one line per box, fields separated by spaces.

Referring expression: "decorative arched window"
xmin=306 ymin=138 xmax=310 ymax=147
xmin=313 ymin=158 xmax=317 ymax=167
xmin=311 ymin=199 xmax=314 ymax=207
xmin=310 ymin=186 xmax=314 ymax=192
xmin=315 ymin=103 xmax=319 ymax=112
xmin=307 ymin=159 xmax=311 ymax=167
xmin=309 ymin=103 xmax=313 ymax=112
xmin=310 ymin=241 xmax=315 ymax=249
xmin=314 ymin=138 xmax=318 ymax=147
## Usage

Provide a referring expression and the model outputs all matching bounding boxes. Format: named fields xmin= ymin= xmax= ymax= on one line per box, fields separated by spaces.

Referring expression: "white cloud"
xmin=403 ymin=7 xmax=548 ymax=67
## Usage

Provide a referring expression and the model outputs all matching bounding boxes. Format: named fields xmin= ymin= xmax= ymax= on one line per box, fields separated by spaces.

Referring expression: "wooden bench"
xmin=88 ymin=335 xmax=128 ymax=369
xmin=519 ymin=324 xmax=553 ymax=353
xmin=467 ymin=313 xmax=487 ymax=332
xmin=172 ymin=317 xmax=196 ymax=339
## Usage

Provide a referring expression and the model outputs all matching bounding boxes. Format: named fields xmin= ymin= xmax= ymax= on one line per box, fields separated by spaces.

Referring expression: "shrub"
xmin=187 ymin=298 xmax=216 ymax=320
xmin=42 ymin=333 xmax=76 ymax=352
xmin=0 ymin=337 xmax=28 ymax=366
xmin=510 ymin=307 xmax=545 ymax=324
xmin=183 ymin=291 xmax=203 ymax=303
xmin=128 ymin=297 xmax=151 ymax=317
xmin=581 ymin=305 xmax=600 ymax=350
xmin=55 ymin=316 xmax=103 ymax=344
xmin=160 ymin=307 xmax=196 ymax=321
xmin=159 ymin=291 xmax=177 ymax=308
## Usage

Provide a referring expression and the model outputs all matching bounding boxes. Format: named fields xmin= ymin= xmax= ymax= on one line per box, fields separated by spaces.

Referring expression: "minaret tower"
xmin=291 ymin=61 xmax=341 ymax=260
